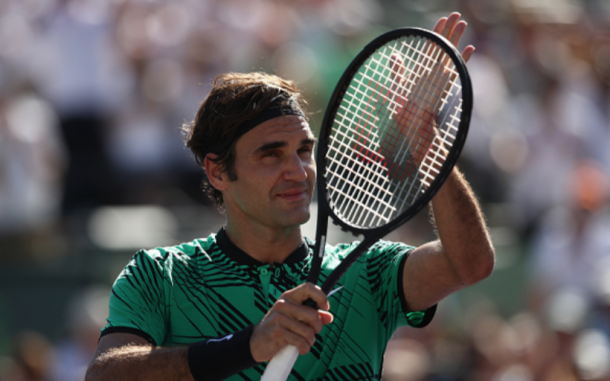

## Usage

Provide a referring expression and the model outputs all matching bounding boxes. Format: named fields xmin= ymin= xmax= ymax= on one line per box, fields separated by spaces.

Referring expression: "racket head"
xmin=316 ymin=27 xmax=472 ymax=238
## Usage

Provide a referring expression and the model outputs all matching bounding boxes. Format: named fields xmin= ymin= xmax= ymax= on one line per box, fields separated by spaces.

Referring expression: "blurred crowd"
xmin=1 ymin=0 xmax=610 ymax=380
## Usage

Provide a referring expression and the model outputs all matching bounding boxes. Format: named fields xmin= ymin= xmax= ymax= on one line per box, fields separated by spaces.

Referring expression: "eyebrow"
xmin=254 ymin=138 xmax=316 ymax=155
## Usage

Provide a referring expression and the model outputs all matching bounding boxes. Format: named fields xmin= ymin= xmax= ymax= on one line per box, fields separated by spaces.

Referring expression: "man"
xmin=86 ymin=12 xmax=494 ymax=381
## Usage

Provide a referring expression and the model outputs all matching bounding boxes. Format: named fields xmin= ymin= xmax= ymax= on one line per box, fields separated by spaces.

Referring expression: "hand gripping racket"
xmin=261 ymin=27 xmax=472 ymax=381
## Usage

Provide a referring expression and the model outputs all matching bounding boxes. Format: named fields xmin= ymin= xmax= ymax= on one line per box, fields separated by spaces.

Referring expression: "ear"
xmin=204 ymin=154 xmax=229 ymax=192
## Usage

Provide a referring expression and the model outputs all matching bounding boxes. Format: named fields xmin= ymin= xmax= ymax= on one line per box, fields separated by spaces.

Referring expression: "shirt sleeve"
xmin=101 ymin=249 xmax=169 ymax=346
xmin=365 ymin=241 xmax=436 ymax=334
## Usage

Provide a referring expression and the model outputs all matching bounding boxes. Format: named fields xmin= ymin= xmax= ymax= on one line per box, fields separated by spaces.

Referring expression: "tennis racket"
xmin=261 ymin=27 xmax=472 ymax=381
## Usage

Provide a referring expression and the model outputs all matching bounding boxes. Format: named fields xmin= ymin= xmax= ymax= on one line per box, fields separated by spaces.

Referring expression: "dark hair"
xmin=183 ymin=72 xmax=309 ymax=208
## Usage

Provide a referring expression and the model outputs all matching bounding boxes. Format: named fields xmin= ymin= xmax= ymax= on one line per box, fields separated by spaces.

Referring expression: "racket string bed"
xmin=330 ymin=45 xmax=401 ymax=226
xmin=348 ymin=52 xmax=399 ymax=227
xmin=330 ymin=84 xmax=379 ymax=214
xmin=327 ymin=36 xmax=464 ymax=229
xmin=327 ymin=143 xmax=393 ymax=218
xmin=329 ymin=89 xmax=389 ymax=224
xmin=327 ymin=155 xmax=395 ymax=226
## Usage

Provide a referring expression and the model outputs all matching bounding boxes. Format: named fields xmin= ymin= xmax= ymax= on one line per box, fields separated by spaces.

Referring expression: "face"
xmin=221 ymin=115 xmax=316 ymax=231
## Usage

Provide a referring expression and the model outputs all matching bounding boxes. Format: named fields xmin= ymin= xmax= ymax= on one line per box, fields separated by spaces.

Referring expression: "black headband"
xmin=207 ymin=91 xmax=306 ymax=157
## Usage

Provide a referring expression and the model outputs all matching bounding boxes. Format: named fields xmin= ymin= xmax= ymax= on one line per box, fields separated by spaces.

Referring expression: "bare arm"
xmin=403 ymin=168 xmax=495 ymax=311
xmin=85 ymin=333 xmax=193 ymax=381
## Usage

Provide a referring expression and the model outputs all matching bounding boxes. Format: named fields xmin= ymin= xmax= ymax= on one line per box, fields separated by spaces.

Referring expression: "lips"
xmin=276 ymin=186 xmax=309 ymax=201
xmin=277 ymin=189 xmax=307 ymax=199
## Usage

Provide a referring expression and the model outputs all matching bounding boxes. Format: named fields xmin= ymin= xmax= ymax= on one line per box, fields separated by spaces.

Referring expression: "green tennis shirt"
xmin=101 ymin=229 xmax=435 ymax=380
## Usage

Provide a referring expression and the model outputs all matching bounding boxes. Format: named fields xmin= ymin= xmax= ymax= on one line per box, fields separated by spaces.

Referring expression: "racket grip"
xmin=260 ymin=345 xmax=299 ymax=381
xmin=303 ymin=298 xmax=318 ymax=308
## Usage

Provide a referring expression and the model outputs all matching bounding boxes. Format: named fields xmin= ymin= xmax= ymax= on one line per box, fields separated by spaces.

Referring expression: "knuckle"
xmin=266 ymin=312 xmax=287 ymax=330
xmin=270 ymin=328 xmax=281 ymax=339
xmin=270 ymin=325 xmax=285 ymax=340
xmin=306 ymin=326 xmax=316 ymax=341
xmin=307 ymin=306 xmax=321 ymax=321
xmin=274 ymin=299 xmax=288 ymax=311
xmin=273 ymin=313 xmax=288 ymax=326
xmin=301 ymin=283 xmax=319 ymax=295
xmin=297 ymin=339 xmax=311 ymax=355
xmin=274 ymin=299 xmax=296 ymax=315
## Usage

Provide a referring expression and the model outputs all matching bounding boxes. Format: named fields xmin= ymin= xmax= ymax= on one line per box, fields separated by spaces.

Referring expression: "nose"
xmin=283 ymin=153 xmax=309 ymax=182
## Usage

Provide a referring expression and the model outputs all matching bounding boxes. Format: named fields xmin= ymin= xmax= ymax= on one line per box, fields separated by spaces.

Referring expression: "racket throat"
xmin=306 ymin=233 xmax=325 ymax=284
xmin=307 ymin=204 xmax=329 ymax=285
xmin=321 ymin=235 xmax=377 ymax=295
xmin=317 ymin=235 xmax=326 ymax=259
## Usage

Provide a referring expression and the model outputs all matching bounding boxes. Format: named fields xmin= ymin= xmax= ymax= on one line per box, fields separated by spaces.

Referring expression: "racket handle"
xmin=303 ymin=298 xmax=318 ymax=308
xmin=260 ymin=345 xmax=299 ymax=381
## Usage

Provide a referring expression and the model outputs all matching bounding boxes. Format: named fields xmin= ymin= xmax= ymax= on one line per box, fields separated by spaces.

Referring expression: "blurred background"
xmin=1 ymin=0 xmax=610 ymax=380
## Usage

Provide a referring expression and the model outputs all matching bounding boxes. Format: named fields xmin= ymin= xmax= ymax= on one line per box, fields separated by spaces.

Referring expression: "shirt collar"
xmin=215 ymin=228 xmax=309 ymax=266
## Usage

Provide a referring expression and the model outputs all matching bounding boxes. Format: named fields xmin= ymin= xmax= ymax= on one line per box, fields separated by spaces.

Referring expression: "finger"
xmin=283 ymin=283 xmax=330 ymax=311
xmin=461 ymin=45 xmax=475 ymax=63
xmin=251 ymin=307 xmax=319 ymax=362
xmin=270 ymin=324 xmax=314 ymax=356
xmin=274 ymin=298 xmax=324 ymax=333
xmin=433 ymin=17 xmax=447 ymax=35
xmin=449 ymin=21 xmax=467 ymax=48
xmin=291 ymin=335 xmax=314 ymax=355
xmin=273 ymin=313 xmax=317 ymax=347
xmin=284 ymin=331 xmax=314 ymax=356
xmin=319 ymin=310 xmax=334 ymax=326
xmin=440 ymin=12 xmax=461 ymax=39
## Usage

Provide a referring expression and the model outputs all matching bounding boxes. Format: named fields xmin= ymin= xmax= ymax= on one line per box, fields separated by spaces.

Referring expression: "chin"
xmin=297 ymin=212 xmax=311 ymax=225
xmin=283 ymin=208 xmax=311 ymax=227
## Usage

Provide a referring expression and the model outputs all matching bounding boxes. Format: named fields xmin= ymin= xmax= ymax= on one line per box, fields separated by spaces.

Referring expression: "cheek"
xmin=303 ymin=155 xmax=316 ymax=173
xmin=306 ymin=161 xmax=316 ymax=184
xmin=240 ymin=166 xmax=278 ymax=194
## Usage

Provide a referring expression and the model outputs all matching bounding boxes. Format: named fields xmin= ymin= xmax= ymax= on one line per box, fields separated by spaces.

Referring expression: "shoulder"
xmin=323 ymin=239 xmax=414 ymax=259
xmin=368 ymin=240 xmax=415 ymax=257
xmin=128 ymin=233 xmax=219 ymax=270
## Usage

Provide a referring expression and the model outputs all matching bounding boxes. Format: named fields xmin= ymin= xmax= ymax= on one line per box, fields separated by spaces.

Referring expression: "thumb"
xmin=319 ymin=311 xmax=334 ymax=326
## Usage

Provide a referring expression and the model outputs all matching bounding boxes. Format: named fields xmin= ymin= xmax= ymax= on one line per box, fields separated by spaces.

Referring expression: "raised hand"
xmin=433 ymin=12 xmax=475 ymax=63
xmin=387 ymin=13 xmax=474 ymax=172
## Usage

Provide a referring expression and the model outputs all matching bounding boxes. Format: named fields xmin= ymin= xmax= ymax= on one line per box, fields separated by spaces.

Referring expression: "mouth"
xmin=276 ymin=188 xmax=309 ymax=202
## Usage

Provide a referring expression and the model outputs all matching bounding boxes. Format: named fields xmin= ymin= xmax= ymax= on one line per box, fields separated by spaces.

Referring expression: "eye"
xmin=262 ymin=150 xmax=280 ymax=158
xmin=298 ymin=146 xmax=313 ymax=156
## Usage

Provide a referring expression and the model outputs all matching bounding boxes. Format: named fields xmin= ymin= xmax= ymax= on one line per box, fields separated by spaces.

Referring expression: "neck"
xmin=224 ymin=220 xmax=304 ymax=265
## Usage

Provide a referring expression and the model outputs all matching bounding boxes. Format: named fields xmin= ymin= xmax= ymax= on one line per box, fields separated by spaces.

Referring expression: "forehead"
xmin=238 ymin=115 xmax=314 ymax=148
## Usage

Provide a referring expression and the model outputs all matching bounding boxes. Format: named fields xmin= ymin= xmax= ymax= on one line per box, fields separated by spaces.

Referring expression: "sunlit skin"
xmin=205 ymin=115 xmax=317 ymax=264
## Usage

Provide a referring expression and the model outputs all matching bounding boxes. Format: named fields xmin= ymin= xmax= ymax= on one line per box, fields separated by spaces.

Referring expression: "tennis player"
xmin=86 ymin=12 xmax=494 ymax=381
